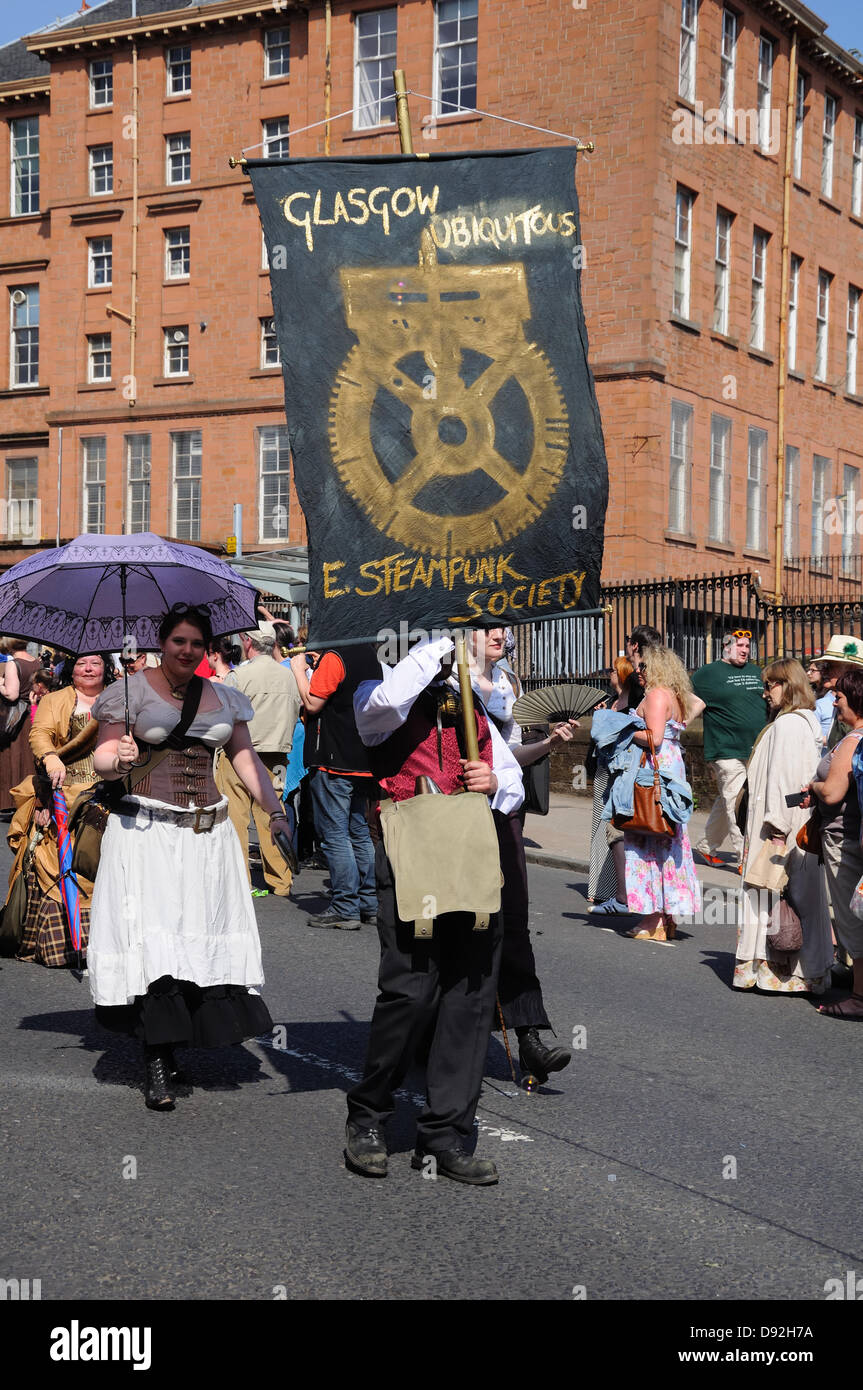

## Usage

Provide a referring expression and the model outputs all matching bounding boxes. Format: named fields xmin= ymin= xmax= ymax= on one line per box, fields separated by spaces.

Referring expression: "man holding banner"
xmin=344 ymin=635 xmax=523 ymax=1185
xmin=248 ymin=141 xmax=609 ymax=1178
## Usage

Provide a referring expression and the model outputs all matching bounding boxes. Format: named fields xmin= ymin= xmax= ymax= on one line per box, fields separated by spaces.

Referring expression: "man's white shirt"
xmin=354 ymin=636 xmax=524 ymax=816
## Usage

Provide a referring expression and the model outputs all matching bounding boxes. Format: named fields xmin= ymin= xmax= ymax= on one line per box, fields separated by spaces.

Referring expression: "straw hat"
xmin=812 ymin=635 xmax=863 ymax=668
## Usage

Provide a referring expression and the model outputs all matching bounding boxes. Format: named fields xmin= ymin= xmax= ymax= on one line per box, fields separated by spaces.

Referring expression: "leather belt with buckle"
xmin=117 ymin=800 xmax=228 ymax=833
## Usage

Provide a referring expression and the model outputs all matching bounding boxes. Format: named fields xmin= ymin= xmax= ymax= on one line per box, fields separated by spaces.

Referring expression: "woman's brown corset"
xmin=133 ymin=744 xmax=219 ymax=808
xmin=61 ymin=711 xmax=98 ymax=786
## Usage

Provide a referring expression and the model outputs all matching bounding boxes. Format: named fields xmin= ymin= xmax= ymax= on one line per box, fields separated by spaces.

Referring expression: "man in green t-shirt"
xmin=691 ymin=630 xmax=765 ymax=868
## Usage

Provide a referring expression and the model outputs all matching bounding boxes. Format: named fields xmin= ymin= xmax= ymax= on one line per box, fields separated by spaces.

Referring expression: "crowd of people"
xmin=588 ymin=625 xmax=863 ymax=1013
xmin=4 ymin=609 xmax=863 ymax=1185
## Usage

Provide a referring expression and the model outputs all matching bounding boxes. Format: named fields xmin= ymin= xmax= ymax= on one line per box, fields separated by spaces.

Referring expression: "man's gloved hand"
xmin=270 ymin=822 xmax=299 ymax=876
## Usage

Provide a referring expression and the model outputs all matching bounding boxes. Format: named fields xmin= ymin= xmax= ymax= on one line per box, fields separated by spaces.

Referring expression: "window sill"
xmin=153 ymin=376 xmax=194 ymax=386
xmin=70 ymin=207 xmax=123 ymax=224
xmin=850 ymin=213 xmax=863 ymax=230
xmin=788 ymin=368 xmax=805 ymax=382
xmin=705 ymin=539 xmax=735 ymax=554
xmin=0 ymin=386 xmax=49 ymax=398
xmin=813 ymin=379 xmax=836 ymax=395
xmin=710 ymin=331 xmax=738 ymax=349
xmin=0 ymin=256 xmax=49 ymax=274
xmin=164 ymin=94 xmax=192 ymax=105
xmin=261 ymin=76 xmax=290 ymax=90
xmin=793 ymin=181 xmax=810 ymax=197
xmin=669 ymin=313 xmax=701 ymax=335
xmin=819 ymin=195 xmax=842 ymax=216
xmin=249 ymin=368 xmax=281 ymax=378
xmin=162 ymin=278 xmax=190 ymax=287
xmin=86 ymin=106 xmax=113 ymax=116
xmin=748 ymin=348 xmax=774 ymax=365
xmin=341 ymin=123 xmax=400 ymax=142
xmin=838 ymin=570 xmax=862 ymax=584
xmin=753 ymin=145 xmax=778 ymax=164
xmin=146 ymin=196 xmax=202 ymax=216
xmin=809 ymin=563 xmax=833 ymax=577
xmin=743 ymin=550 xmax=770 ymax=562
xmin=418 ymin=110 xmax=483 ymax=132
xmin=77 ymin=381 xmax=114 ymax=392
xmin=664 ymin=530 xmax=697 ymax=546
xmin=0 ymin=212 xmax=47 ymax=227
xmin=844 ymin=392 xmax=863 ymax=406
xmin=85 ymin=285 xmax=112 ymax=295
xmin=164 ymin=180 xmax=193 ymax=192
xmin=782 ymin=561 xmax=802 ymax=572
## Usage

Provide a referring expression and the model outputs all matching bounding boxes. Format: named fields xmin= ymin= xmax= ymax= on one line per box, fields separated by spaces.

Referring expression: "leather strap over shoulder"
xmin=123 ymin=674 xmax=206 ymax=790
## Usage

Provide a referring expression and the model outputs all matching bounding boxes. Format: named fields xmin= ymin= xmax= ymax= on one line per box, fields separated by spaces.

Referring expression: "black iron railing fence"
xmin=782 ymin=553 xmax=862 ymax=604
xmin=514 ymin=564 xmax=863 ymax=685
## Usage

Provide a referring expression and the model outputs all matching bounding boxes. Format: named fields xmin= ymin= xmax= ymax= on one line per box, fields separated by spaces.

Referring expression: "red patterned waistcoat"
xmin=368 ymin=687 xmax=493 ymax=802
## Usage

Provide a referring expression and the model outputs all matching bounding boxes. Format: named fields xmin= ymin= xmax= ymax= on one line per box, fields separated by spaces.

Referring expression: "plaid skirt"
xmin=16 ymin=862 xmax=89 ymax=969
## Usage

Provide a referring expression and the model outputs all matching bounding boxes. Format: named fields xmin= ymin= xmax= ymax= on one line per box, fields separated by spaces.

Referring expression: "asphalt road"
xmin=2 ymin=843 xmax=862 ymax=1304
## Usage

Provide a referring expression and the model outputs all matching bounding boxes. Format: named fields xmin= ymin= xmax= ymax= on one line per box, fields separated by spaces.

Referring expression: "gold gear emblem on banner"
xmin=328 ymin=236 xmax=569 ymax=558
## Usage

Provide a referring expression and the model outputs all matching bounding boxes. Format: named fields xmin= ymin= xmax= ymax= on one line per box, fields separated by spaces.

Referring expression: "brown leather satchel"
xmin=612 ymin=729 xmax=675 ymax=840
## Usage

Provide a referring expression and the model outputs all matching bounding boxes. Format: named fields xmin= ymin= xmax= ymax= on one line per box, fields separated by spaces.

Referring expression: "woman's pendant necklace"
xmin=165 ymin=674 xmax=188 ymax=701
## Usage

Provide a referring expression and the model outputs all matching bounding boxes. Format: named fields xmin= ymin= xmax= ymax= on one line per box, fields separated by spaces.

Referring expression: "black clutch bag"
xmin=521 ymin=723 xmax=550 ymax=817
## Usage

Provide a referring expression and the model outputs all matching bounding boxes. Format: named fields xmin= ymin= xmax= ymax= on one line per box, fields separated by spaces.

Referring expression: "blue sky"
xmin=0 ymin=0 xmax=860 ymax=62
xmin=0 ymin=2 xmax=128 ymax=49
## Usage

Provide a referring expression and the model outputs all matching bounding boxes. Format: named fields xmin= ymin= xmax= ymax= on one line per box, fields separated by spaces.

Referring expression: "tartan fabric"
xmin=16 ymin=861 xmax=90 ymax=968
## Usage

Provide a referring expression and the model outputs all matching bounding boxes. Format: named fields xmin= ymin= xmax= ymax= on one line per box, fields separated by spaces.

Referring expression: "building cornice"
xmin=754 ymin=0 xmax=863 ymax=91
xmin=25 ymin=1 xmax=298 ymax=57
xmin=0 ymin=76 xmax=50 ymax=105
xmin=45 ymin=395 xmax=285 ymax=426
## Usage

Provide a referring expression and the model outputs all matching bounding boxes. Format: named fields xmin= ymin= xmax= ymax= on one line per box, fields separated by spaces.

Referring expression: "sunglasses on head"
xmin=731 ymin=629 xmax=752 ymax=640
xmin=167 ymin=602 xmax=209 ymax=619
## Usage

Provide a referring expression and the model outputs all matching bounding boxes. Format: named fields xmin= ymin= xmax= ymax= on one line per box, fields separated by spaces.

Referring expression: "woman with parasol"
xmin=87 ymin=603 xmax=292 ymax=1111
xmin=9 ymin=652 xmax=115 ymax=968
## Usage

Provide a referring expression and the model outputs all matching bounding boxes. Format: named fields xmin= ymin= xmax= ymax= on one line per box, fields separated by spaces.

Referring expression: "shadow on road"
xmin=697 ymin=948 xmax=736 ymax=987
xmin=16 ymin=1006 xmax=270 ymax=1093
xmin=15 ymin=1003 xmax=559 ymax=1151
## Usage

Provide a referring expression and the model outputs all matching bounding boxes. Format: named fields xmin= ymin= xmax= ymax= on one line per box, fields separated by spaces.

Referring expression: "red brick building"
xmin=0 ymin=0 xmax=861 ymax=603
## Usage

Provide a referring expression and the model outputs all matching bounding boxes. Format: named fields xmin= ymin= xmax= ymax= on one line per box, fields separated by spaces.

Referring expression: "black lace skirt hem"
xmin=95 ymin=975 xmax=273 ymax=1048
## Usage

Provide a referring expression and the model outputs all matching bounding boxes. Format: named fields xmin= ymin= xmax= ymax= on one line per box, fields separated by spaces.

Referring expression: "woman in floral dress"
xmin=624 ymin=645 xmax=703 ymax=942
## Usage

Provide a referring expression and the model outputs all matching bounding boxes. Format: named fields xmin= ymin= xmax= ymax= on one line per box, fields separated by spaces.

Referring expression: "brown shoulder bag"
xmin=612 ymin=729 xmax=675 ymax=840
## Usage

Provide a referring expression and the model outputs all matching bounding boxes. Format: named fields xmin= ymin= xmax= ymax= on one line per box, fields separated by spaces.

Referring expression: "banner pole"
xmin=393 ymin=69 xmax=414 ymax=154
xmin=454 ymin=633 xmax=480 ymax=763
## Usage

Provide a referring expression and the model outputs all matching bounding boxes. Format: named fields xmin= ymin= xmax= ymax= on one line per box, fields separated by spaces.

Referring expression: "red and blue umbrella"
xmin=52 ymin=788 xmax=81 ymax=955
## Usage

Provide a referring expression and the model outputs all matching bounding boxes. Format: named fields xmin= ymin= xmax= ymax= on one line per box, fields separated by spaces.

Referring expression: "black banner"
xmin=248 ymin=148 xmax=608 ymax=645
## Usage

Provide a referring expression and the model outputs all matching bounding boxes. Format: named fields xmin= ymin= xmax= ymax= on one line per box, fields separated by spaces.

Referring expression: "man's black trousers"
xmin=347 ymin=840 xmax=503 ymax=1152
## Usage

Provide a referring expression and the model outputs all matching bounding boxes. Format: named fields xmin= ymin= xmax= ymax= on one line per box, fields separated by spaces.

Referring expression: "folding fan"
xmin=512 ymin=683 xmax=607 ymax=727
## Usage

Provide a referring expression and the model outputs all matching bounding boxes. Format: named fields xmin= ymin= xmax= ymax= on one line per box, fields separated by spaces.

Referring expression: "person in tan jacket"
xmin=216 ymin=623 xmax=301 ymax=895
xmin=8 ymin=653 xmax=114 ymax=968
